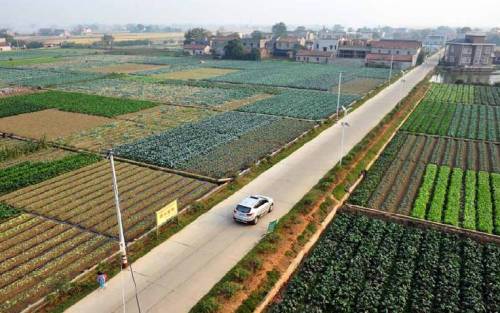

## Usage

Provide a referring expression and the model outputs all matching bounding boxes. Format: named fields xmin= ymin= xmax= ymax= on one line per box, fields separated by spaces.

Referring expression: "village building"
xmin=273 ymin=36 xmax=305 ymax=57
xmin=241 ymin=37 xmax=270 ymax=58
xmin=442 ymin=34 xmax=495 ymax=70
xmin=183 ymin=44 xmax=211 ymax=56
xmin=365 ymin=39 xmax=422 ymax=69
xmin=210 ymin=34 xmax=241 ymax=57
xmin=337 ymin=39 xmax=371 ymax=59
xmin=312 ymin=37 xmax=339 ymax=53
xmin=0 ymin=38 xmax=12 ymax=52
xmin=494 ymin=49 xmax=500 ymax=65
xmin=295 ymin=50 xmax=335 ymax=64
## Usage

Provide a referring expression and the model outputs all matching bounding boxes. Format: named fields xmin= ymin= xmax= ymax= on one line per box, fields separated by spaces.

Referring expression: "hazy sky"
xmin=2 ymin=0 xmax=499 ymax=30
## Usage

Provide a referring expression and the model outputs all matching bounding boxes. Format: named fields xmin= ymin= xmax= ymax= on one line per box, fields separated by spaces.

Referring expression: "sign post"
xmin=267 ymin=220 xmax=278 ymax=234
xmin=156 ymin=200 xmax=178 ymax=238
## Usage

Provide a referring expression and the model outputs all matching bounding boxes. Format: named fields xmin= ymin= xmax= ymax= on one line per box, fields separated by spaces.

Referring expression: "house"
xmin=337 ymin=39 xmax=371 ymax=58
xmin=313 ymin=38 xmax=339 ymax=53
xmin=273 ymin=36 xmax=306 ymax=57
xmin=241 ymin=38 xmax=270 ymax=58
xmin=0 ymin=38 xmax=11 ymax=52
xmin=296 ymin=50 xmax=335 ymax=64
xmin=442 ymin=34 xmax=495 ymax=70
xmin=494 ymin=49 xmax=500 ymax=65
xmin=183 ymin=44 xmax=211 ymax=56
xmin=210 ymin=34 xmax=241 ymax=57
xmin=366 ymin=39 xmax=422 ymax=69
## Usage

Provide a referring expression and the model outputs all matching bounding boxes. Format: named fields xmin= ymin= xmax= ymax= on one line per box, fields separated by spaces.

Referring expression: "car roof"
xmin=239 ymin=196 xmax=265 ymax=208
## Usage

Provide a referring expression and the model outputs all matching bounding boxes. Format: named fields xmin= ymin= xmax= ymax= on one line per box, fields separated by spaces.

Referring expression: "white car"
xmin=233 ymin=195 xmax=274 ymax=225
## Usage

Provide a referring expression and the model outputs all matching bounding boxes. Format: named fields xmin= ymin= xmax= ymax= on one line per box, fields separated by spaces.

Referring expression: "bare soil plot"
xmin=340 ymin=78 xmax=385 ymax=96
xmin=0 ymin=161 xmax=216 ymax=241
xmin=59 ymin=105 xmax=216 ymax=152
xmin=0 ymin=148 xmax=73 ymax=170
xmin=87 ymin=63 xmax=168 ymax=74
xmin=0 ymin=87 xmax=36 ymax=98
xmin=217 ymin=93 xmax=274 ymax=111
xmin=0 ymin=213 xmax=115 ymax=313
xmin=151 ymin=67 xmax=238 ymax=80
xmin=0 ymin=109 xmax=112 ymax=140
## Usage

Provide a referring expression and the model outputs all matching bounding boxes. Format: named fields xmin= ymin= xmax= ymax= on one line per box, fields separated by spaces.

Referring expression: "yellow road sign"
xmin=156 ymin=200 xmax=178 ymax=227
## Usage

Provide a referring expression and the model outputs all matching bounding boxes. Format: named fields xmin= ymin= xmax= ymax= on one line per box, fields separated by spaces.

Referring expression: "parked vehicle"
xmin=233 ymin=195 xmax=274 ymax=225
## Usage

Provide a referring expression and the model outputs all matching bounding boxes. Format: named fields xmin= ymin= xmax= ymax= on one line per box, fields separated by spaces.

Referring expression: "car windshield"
xmin=236 ymin=205 xmax=252 ymax=213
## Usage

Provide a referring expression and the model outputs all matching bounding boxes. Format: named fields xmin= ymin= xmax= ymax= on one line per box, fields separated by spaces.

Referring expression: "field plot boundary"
xmin=343 ymin=204 xmax=500 ymax=244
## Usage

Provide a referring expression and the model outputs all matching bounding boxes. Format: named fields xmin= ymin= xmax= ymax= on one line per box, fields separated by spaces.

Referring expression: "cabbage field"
xmin=0 ymin=67 xmax=104 ymax=87
xmin=271 ymin=212 xmax=500 ymax=313
xmin=238 ymin=89 xmax=359 ymax=120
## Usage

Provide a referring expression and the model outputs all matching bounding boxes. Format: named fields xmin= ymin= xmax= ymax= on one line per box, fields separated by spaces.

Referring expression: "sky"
xmin=2 ymin=0 xmax=499 ymax=31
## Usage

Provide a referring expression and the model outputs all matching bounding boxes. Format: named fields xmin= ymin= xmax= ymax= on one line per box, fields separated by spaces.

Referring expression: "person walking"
xmin=97 ymin=271 xmax=107 ymax=289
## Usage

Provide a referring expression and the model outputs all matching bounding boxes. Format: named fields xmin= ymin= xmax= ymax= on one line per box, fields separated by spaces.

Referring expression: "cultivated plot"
xmin=0 ymin=213 xmax=116 ymax=313
xmin=0 ymin=109 xmax=112 ymax=140
xmin=271 ymin=212 xmax=500 ymax=313
xmin=0 ymin=160 xmax=216 ymax=240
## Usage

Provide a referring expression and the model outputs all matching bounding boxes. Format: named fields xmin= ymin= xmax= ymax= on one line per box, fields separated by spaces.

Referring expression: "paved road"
xmin=67 ymin=55 xmax=439 ymax=313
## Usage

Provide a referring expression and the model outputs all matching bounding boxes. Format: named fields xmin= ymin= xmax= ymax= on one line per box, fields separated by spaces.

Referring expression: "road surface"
xmin=66 ymin=55 xmax=438 ymax=313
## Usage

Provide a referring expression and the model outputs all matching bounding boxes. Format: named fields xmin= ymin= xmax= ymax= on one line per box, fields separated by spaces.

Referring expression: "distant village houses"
xmin=0 ymin=38 xmax=12 ymax=52
xmin=365 ymin=39 xmax=422 ymax=69
xmin=183 ymin=44 xmax=210 ymax=56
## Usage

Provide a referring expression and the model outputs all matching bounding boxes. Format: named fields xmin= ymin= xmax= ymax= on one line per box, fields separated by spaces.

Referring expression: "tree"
xmin=416 ymin=50 xmax=426 ymax=65
xmin=251 ymin=31 xmax=264 ymax=40
xmin=184 ymin=28 xmax=211 ymax=44
xmin=101 ymin=34 xmax=114 ymax=49
xmin=224 ymin=39 xmax=245 ymax=59
xmin=295 ymin=26 xmax=306 ymax=32
xmin=272 ymin=22 xmax=287 ymax=37
xmin=248 ymin=48 xmax=261 ymax=61
xmin=26 ymin=41 xmax=43 ymax=49
xmin=459 ymin=27 xmax=472 ymax=34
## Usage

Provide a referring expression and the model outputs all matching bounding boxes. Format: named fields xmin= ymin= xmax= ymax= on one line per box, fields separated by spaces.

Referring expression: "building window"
xmin=317 ymin=57 xmax=320 ymax=62
xmin=396 ymin=50 xmax=400 ymax=54
xmin=329 ymin=45 xmax=333 ymax=50
xmin=316 ymin=44 xmax=319 ymax=49
xmin=407 ymin=51 xmax=410 ymax=55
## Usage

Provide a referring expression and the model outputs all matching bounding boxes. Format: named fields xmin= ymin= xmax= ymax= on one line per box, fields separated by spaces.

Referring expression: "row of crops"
xmin=402 ymin=100 xmax=500 ymax=142
xmin=427 ymin=83 xmax=500 ymax=106
xmin=0 ymin=67 xmax=104 ymax=87
xmin=270 ymin=212 xmax=500 ymax=313
xmin=349 ymin=81 xmax=500 ymax=237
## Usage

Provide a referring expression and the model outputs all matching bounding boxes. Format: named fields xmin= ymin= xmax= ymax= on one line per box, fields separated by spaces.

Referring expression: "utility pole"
xmin=336 ymin=72 xmax=343 ymax=118
xmin=388 ymin=54 xmax=394 ymax=82
xmin=107 ymin=149 xmax=128 ymax=269
xmin=339 ymin=121 xmax=350 ymax=167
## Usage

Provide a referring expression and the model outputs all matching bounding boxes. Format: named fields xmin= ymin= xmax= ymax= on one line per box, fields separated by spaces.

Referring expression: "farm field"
xmin=237 ymin=89 xmax=359 ymax=120
xmin=0 ymin=160 xmax=216 ymax=240
xmin=401 ymin=100 xmax=500 ymax=141
xmin=56 ymin=78 xmax=259 ymax=108
xmin=0 ymin=67 xmax=104 ymax=87
xmin=151 ymin=67 xmax=238 ymax=80
xmin=115 ymin=111 xmax=313 ymax=178
xmin=58 ymin=105 xmax=216 ymax=152
xmin=270 ymin=212 xmax=500 ymax=313
xmin=0 ymin=90 xmax=158 ymax=118
xmin=0 ymin=109 xmax=112 ymax=140
xmin=350 ymin=81 xmax=500 ymax=235
xmin=0 ymin=213 xmax=116 ymax=313
xmin=426 ymin=83 xmax=500 ymax=106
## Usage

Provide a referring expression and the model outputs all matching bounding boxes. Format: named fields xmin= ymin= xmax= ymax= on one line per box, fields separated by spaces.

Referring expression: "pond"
xmin=431 ymin=68 xmax=500 ymax=85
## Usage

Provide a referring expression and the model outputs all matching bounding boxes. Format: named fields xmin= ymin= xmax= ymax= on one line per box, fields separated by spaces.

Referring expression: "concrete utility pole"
xmin=388 ymin=54 xmax=394 ymax=82
xmin=107 ymin=149 xmax=128 ymax=269
xmin=336 ymin=72 xmax=343 ymax=118
xmin=340 ymin=121 xmax=350 ymax=166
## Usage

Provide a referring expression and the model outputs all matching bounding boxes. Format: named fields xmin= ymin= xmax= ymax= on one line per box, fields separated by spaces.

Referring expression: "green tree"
xmin=223 ymin=39 xmax=245 ymax=59
xmin=272 ymin=22 xmax=287 ymax=37
xmin=101 ymin=34 xmax=114 ymax=49
xmin=251 ymin=31 xmax=264 ymax=40
xmin=184 ymin=28 xmax=211 ymax=44
xmin=26 ymin=41 xmax=43 ymax=49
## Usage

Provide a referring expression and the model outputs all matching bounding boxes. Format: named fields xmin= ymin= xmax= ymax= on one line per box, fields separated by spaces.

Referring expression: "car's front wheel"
xmin=268 ymin=203 xmax=274 ymax=213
